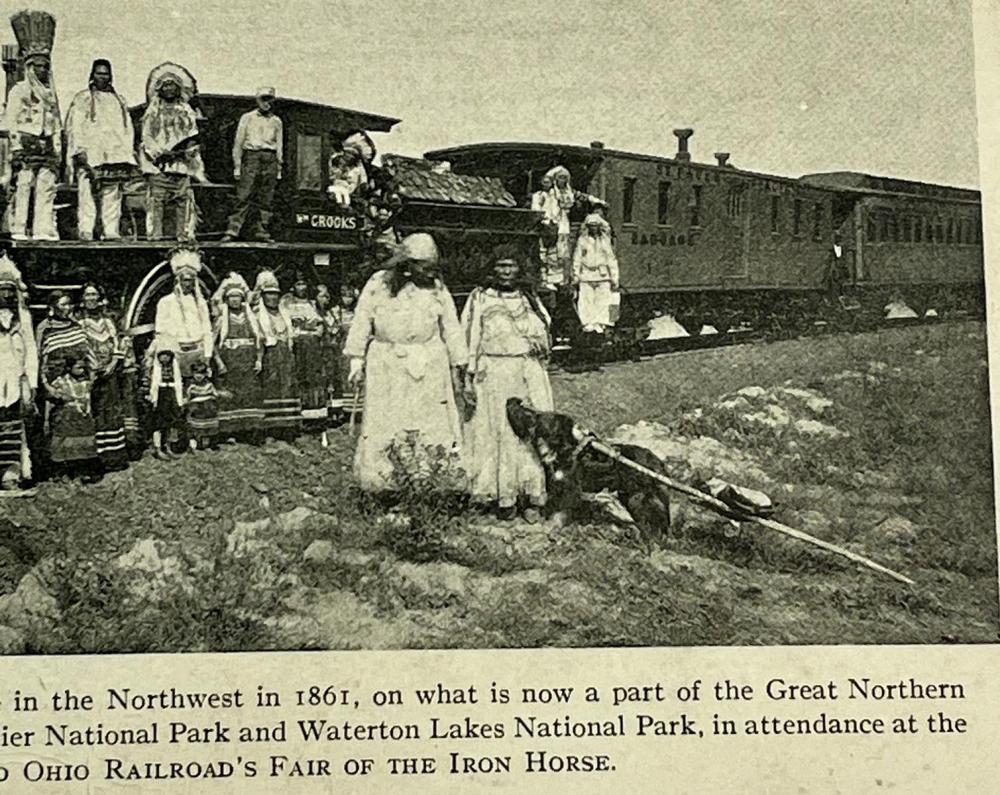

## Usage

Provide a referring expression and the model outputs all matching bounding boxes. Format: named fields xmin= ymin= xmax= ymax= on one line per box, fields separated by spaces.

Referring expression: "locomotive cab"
xmin=127 ymin=93 xmax=401 ymax=243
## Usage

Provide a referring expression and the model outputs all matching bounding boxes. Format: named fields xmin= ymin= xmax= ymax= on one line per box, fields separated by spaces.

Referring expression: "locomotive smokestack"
xmin=714 ymin=152 xmax=731 ymax=167
xmin=673 ymin=128 xmax=694 ymax=162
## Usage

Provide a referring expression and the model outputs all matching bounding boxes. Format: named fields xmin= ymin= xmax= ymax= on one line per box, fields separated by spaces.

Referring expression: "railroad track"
xmin=549 ymin=310 xmax=981 ymax=372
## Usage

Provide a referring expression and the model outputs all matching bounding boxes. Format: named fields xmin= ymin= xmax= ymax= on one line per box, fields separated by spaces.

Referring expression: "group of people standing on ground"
xmin=148 ymin=249 xmax=362 ymax=459
xmin=4 ymin=229 xmax=568 ymax=519
xmin=347 ymin=233 xmax=555 ymax=521
xmin=530 ymin=165 xmax=620 ymax=335
xmin=0 ymin=246 xmax=362 ymax=492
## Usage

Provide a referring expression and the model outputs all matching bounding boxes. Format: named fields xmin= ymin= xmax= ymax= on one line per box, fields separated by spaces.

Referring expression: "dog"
xmin=506 ymin=398 xmax=671 ymax=538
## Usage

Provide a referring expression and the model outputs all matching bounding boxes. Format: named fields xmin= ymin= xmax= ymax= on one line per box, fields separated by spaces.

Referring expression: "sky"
xmin=4 ymin=0 xmax=983 ymax=187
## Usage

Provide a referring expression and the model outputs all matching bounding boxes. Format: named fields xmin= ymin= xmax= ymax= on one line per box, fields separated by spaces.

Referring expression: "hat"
xmin=584 ymin=212 xmax=610 ymax=231
xmin=146 ymin=62 xmax=197 ymax=104
xmin=254 ymin=270 xmax=281 ymax=294
xmin=11 ymin=10 xmax=56 ymax=61
xmin=169 ymin=248 xmax=202 ymax=276
xmin=0 ymin=252 xmax=26 ymax=291
xmin=385 ymin=233 xmax=440 ymax=268
xmin=546 ymin=165 xmax=571 ymax=182
xmin=255 ymin=86 xmax=275 ymax=98
xmin=212 ymin=272 xmax=251 ymax=303
xmin=342 ymin=131 xmax=376 ymax=163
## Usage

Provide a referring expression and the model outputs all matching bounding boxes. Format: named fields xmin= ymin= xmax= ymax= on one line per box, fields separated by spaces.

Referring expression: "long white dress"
xmin=461 ymin=288 xmax=554 ymax=508
xmin=344 ymin=270 xmax=468 ymax=492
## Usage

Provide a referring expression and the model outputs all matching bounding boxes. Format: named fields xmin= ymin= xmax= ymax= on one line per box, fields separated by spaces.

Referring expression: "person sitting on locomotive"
xmin=153 ymin=248 xmax=213 ymax=383
xmin=139 ymin=63 xmax=206 ymax=242
xmin=222 ymin=86 xmax=283 ymax=242
xmin=0 ymin=253 xmax=38 ymax=492
xmin=64 ymin=59 xmax=138 ymax=241
xmin=328 ymin=131 xmax=376 ymax=208
xmin=572 ymin=213 xmax=620 ymax=334
xmin=4 ymin=10 xmax=61 ymax=241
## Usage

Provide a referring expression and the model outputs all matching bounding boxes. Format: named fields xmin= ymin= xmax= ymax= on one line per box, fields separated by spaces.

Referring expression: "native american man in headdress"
xmin=139 ymin=63 xmax=206 ymax=241
xmin=153 ymin=248 xmax=213 ymax=381
xmin=0 ymin=253 xmax=37 ymax=490
xmin=2 ymin=10 xmax=61 ymax=241
xmin=64 ymin=59 xmax=137 ymax=240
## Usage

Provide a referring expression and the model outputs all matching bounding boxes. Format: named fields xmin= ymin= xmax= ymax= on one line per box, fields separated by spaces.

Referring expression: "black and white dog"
xmin=506 ymin=398 xmax=671 ymax=538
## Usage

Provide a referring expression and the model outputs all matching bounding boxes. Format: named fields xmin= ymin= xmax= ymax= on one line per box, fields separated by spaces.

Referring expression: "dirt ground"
xmin=0 ymin=321 xmax=996 ymax=654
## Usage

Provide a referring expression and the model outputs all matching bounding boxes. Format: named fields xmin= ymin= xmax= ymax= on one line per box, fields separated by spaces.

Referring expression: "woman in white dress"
xmin=461 ymin=244 xmax=554 ymax=521
xmin=344 ymin=233 xmax=468 ymax=493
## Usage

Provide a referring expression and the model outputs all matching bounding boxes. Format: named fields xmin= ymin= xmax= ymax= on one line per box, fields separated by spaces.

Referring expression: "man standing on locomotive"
xmin=222 ymin=87 xmax=283 ymax=242
xmin=3 ymin=10 xmax=61 ymax=241
xmin=154 ymin=248 xmax=214 ymax=382
xmin=139 ymin=63 xmax=206 ymax=241
xmin=64 ymin=59 xmax=137 ymax=240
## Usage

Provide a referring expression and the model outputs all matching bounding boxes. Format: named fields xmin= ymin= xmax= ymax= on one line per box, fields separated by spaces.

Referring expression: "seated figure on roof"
xmin=139 ymin=62 xmax=206 ymax=242
xmin=328 ymin=131 xmax=375 ymax=208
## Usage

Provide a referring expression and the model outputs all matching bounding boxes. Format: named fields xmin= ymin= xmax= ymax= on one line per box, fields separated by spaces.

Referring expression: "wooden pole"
xmin=349 ymin=386 xmax=361 ymax=437
xmin=584 ymin=437 xmax=915 ymax=586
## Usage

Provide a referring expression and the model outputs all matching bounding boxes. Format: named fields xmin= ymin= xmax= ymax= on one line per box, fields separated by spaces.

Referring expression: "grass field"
xmin=0 ymin=321 xmax=996 ymax=653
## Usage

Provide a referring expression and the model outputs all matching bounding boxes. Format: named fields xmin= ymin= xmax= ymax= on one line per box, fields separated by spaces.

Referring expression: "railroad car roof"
xmin=800 ymin=171 xmax=980 ymax=203
xmin=130 ymin=93 xmax=400 ymax=133
xmin=425 ymin=141 xmax=825 ymax=189
xmin=386 ymin=155 xmax=517 ymax=207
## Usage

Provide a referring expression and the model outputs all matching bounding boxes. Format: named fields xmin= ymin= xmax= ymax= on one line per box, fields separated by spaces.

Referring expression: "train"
xmin=0 ymin=45 xmax=985 ymax=354
xmin=427 ymin=133 xmax=984 ymax=336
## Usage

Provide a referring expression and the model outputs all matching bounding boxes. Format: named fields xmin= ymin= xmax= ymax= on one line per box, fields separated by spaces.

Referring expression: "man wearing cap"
xmin=154 ymin=248 xmax=214 ymax=381
xmin=222 ymin=87 xmax=283 ymax=242
xmin=3 ymin=10 xmax=62 ymax=241
xmin=64 ymin=59 xmax=137 ymax=240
